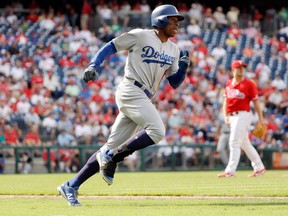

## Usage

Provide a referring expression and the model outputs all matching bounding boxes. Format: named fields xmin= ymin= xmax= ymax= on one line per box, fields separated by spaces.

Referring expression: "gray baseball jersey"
xmin=101 ymin=29 xmax=181 ymax=152
xmin=113 ymin=29 xmax=180 ymax=93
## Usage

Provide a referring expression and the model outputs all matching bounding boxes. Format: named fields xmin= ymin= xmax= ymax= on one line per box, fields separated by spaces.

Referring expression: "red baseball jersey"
xmin=224 ymin=78 xmax=258 ymax=113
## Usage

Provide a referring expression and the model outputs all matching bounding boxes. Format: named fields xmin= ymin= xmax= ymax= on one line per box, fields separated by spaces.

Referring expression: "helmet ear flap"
xmin=157 ymin=17 xmax=169 ymax=28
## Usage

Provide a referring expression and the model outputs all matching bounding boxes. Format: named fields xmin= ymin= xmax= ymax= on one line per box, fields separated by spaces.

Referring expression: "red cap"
xmin=231 ymin=60 xmax=247 ymax=70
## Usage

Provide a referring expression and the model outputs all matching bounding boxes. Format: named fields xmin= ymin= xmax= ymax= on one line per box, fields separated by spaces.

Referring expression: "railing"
xmin=0 ymin=144 xmax=287 ymax=174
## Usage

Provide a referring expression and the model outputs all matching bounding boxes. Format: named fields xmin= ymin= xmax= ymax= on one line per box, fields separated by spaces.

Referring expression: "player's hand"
xmin=224 ymin=116 xmax=230 ymax=127
xmin=179 ymin=50 xmax=190 ymax=72
xmin=82 ymin=66 xmax=99 ymax=83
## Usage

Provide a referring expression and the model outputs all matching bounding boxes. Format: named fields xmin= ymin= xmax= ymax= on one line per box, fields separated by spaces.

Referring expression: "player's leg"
xmin=97 ymin=111 xmax=140 ymax=185
xmin=240 ymin=112 xmax=265 ymax=176
xmin=57 ymin=151 xmax=100 ymax=206
xmin=109 ymin=96 xmax=165 ymax=158
xmin=222 ymin=115 xmax=243 ymax=175
xmin=241 ymin=137 xmax=266 ymax=176
xmin=98 ymin=95 xmax=165 ymax=185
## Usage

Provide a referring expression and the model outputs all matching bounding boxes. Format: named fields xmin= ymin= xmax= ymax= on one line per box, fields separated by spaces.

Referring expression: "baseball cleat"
xmin=57 ymin=182 xmax=82 ymax=206
xmin=248 ymin=168 xmax=266 ymax=177
xmin=217 ymin=172 xmax=235 ymax=178
xmin=102 ymin=160 xmax=117 ymax=185
xmin=96 ymin=150 xmax=114 ymax=185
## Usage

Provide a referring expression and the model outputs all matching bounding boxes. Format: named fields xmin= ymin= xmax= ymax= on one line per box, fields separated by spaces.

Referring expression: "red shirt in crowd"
xmin=4 ymin=129 xmax=19 ymax=145
xmin=24 ymin=131 xmax=41 ymax=144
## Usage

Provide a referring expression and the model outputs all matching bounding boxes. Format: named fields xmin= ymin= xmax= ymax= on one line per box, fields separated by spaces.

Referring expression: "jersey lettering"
xmin=226 ymin=88 xmax=245 ymax=99
xmin=141 ymin=46 xmax=175 ymax=67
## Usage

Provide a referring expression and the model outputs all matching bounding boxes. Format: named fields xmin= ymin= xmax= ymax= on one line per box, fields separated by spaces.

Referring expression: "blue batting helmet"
xmin=151 ymin=4 xmax=185 ymax=28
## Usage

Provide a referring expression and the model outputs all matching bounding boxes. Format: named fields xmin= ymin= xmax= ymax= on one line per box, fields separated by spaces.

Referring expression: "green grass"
xmin=0 ymin=170 xmax=288 ymax=216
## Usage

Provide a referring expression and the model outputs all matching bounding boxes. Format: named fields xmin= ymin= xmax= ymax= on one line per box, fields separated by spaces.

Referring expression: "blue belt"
xmin=133 ymin=81 xmax=154 ymax=99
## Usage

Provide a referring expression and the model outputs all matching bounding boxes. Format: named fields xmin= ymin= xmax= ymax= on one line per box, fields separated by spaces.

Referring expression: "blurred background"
xmin=0 ymin=0 xmax=287 ymax=174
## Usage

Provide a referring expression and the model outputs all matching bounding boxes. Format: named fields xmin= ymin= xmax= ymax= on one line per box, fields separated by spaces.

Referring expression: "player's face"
xmin=163 ymin=17 xmax=180 ymax=37
xmin=233 ymin=67 xmax=245 ymax=79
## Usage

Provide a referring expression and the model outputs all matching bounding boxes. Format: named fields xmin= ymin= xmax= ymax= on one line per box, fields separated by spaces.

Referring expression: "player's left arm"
xmin=167 ymin=50 xmax=190 ymax=89
xmin=252 ymin=99 xmax=264 ymax=123
xmin=250 ymin=81 xmax=264 ymax=123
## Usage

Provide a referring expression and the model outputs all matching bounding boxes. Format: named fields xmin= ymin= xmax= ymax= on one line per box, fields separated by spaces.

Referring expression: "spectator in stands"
xmin=243 ymin=20 xmax=258 ymax=38
xmin=65 ymin=4 xmax=78 ymax=28
xmin=57 ymin=129 xmax=79 ymax=172
xmin=64 ymin=78 xmax=80 ymax=97
xmin=42 ymin=112 xmax=57 ymax=143
xmin=97 ymin=3 xmax=114 ymax=26
xmin=24 ymin=107 xmax=41 ymax=127
xmin=188 ymin=3 xmax=203 ymax=26
xmin=211 ymin=44 xmax=227 ymax=61
xmin=0 ymin=59 xmax=11 ymax=77
xmin=0 ymin=125 xmax=5 ymax=145
xmin=267 ymin=88 xmax=284 ymax=113
xmin=4 ymin=122 xmax=22 ymax=145
xmin=186 ymin=18 xmax=201 ymax=37
xmin=38 ymin=54 xmax=55 ymax=72
xmin=0 ymin=152 xmax=4 ymax=174
xmin=26 ymin=10 xmax=39 ymax=23
xmin=123 ymin=152 xmax=138 ymax=172
xmin=8 ymin=41 xmax=20 ymax=56
xmin=39 ymin=12 xmax=56 ymax=31
xmin=252 ymin=9 xmax=263 ymax=30
xmin=24 ymin=124 xmax=42 ymax=147
xmin=242 ymin=44 xmax=254 ymax=57
xmin=117 ymin=0 xmax=131 ymax=30
xmin=203 ymin=7 xmax=216 ymax=30
xmin=282 ymin=110 xmax=288 ymax=133
xmin=74 ymin=118 xmax=92 ymax=145
xmin=10 ymin=59 xmax=25 ymax=81
xmin=81 ymin=0 xmax=93 ymax=30
xmin=226 ymin=22 xmax=241 ymax=38
xmin=16 ymin=95 xmax=31 ymax=115
xmin=139 ymin=0 xmax=151 ymax=28
xmin=225 ymin=33 xmax=237 ymax=47
xmin=277 ymin=7 xmax=288 ymax=28
xmin=226 ymin=6 xmax=239 ymax=25
xmin=42 ymin=148 xmax=58 ymax=172
xmin=18 ymin=151 xmax=33 ymax=174
xmin=0 ymin=99 xmax=13 ymax=120
xmin=6 ymin=8 xmax=18 ymax=25
xmin=255 ymin=59 xmax=271 ymax=87
xmin=43 ymin=70 xmax=61 ymax=97
xmin=213 ymin=6 xmax=228 ymax=30
xmin=57 ymin=113 xmax=74 ymax=134
xmin=271 ymin=75 xmax=287 ymax=90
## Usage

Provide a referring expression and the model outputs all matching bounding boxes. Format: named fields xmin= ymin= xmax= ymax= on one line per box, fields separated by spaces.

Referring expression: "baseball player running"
xmin=57 ymin=4 xmax=190 ymax=206
xmin=218 ymin=60 xmax=266 ymax=178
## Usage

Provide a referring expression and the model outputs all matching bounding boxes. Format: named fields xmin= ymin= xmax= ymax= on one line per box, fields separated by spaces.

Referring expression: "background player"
xmin=57 ymin=4 xmax=190 ymax=206
xmin=216 ymin=112 xmax=230 ymax=166
xmin=218 ymin=60 xmax=266 ymax=178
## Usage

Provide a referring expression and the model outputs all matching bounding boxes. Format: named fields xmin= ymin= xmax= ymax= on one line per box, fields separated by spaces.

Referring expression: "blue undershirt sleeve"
xmin=167 ymin=69 xmax=186 ymax=89
xmin=89 ymin=41 xmax=117 ymax=69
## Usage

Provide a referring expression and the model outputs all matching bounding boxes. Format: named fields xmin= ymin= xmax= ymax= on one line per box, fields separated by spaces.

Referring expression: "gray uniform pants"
xmin=216 ymin=132 xmax=230 ymax=165
xmin=101 ymin=78 xmax=165 ymax=153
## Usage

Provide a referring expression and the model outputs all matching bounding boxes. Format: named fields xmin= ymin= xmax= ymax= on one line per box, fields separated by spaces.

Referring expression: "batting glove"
xmin=82 ymin=66 xmax=99 ymax=83
xmin=179 ymin=50 xmax=190 ymax=72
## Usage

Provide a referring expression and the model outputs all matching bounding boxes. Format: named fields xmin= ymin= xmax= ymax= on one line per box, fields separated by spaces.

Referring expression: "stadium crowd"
xmin=0 ymin=1 xmax=288 ymax=173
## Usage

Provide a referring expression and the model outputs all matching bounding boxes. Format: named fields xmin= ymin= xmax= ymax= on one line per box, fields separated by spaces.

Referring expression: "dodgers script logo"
xmin=141 ymin=46 xmax=175 ymax=67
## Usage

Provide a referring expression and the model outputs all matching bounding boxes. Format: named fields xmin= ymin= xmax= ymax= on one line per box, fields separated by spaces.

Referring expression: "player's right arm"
xmin=83 ymin=41 xmax=118 ymax=83
xmin=167 ymin=50 xmax=190 ymax=89
xmin=223 ymin=97 xmax=230 ymax=127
